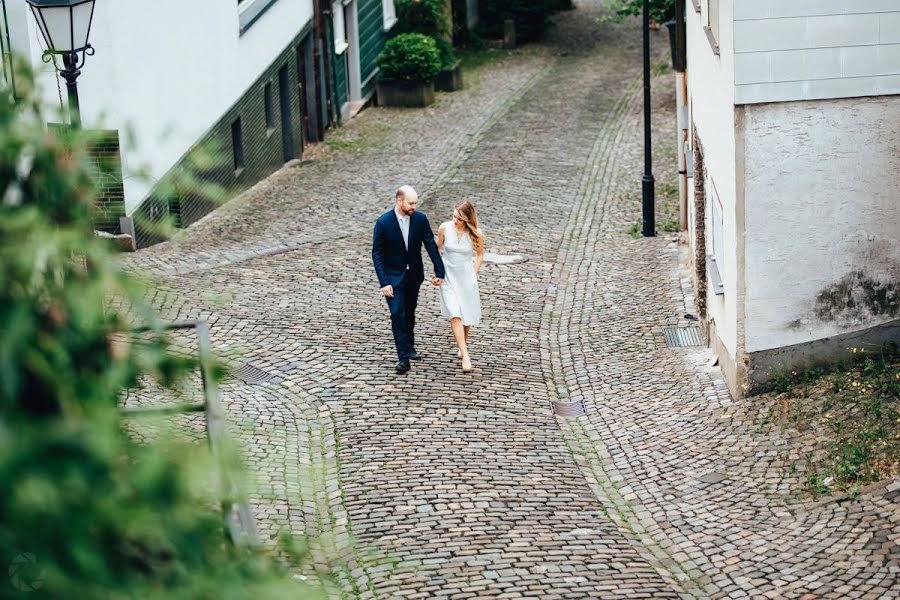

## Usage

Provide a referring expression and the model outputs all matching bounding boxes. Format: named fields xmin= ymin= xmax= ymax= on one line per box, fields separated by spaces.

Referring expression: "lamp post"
xmin=26 ymin=0 xmax=96 ymax=129
xmin=641 ymin=0 xmax=655 ymax=237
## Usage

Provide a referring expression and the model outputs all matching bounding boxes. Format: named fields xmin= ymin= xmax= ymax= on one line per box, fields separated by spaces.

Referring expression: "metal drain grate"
xmin=663 ymin=326 xmax=703 ymax=348
xmin=553 ymin=399 xmax=586 ymax=417
xmin=231 ymin=363 xmax=274 ymax=385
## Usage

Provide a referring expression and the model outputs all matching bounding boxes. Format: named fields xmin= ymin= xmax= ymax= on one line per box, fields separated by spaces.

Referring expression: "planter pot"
xmin=435 ymin=60 xmax=463 ymax=92
xmin=376 ymin=79 xmax=435 ymax=108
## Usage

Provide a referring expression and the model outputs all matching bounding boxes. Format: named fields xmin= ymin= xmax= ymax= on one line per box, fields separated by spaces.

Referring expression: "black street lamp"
xmin=641 ymin=0 xmax=655 ymax=237
xmin=26 ymin=0 xmax=96 ymax=129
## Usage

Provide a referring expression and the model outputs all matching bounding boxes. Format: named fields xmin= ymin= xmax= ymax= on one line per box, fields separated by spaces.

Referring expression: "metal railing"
xmin=122 ymin=320 xmax=259 ymax=549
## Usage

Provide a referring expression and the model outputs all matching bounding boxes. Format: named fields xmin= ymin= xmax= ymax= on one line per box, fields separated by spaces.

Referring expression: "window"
xmin=382 ymin=0 xmax=397 ymax=30
xmin=264 ymin=82 xmax=274 ymax=131
xmin=708 ymin=179 xmax=725 ymax=294
xmin=705 ymin=0 xmax=720 ymax=55
xmin=238 ymin=0 xmax=279 ymax=34
xmin=231 ymin=118 xmax=244 ymax=173
xmin=333 ymin=2 xmax=348 ymax=54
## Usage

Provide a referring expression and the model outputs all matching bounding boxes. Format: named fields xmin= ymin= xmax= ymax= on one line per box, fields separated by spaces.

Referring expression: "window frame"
xmin=238 ymin=0 xmax=280 ymax=34
xmin=382 ymin=0 xmax=397 ymax=31
xmin=704 ymin=0 xmax=720 ymax=56
xmin=333 ymin=1 xmax=348 ymax=54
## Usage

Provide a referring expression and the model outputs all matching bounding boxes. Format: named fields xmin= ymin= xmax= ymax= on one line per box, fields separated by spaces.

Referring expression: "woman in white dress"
xmin=437 ymin=200 xmax=484 ymax=373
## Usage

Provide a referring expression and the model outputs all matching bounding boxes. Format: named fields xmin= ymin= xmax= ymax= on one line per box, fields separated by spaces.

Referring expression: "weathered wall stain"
xmin=814 ymin=270 xmax=900 ymax=325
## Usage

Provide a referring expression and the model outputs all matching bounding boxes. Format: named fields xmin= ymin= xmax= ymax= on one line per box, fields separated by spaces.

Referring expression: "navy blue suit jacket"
xmin=372 ymin=209 xmax=445 ymax=288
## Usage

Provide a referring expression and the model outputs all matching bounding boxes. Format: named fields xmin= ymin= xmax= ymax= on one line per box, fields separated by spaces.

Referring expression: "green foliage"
xmin=599 ymin=0 xmax=676 ymax=24
xmin=395 ymin=0 xmax=448 ymax=37
xmin=0 ymin=66 xmax=323 ymax=598
xmin=394 ymin=0 xmax=457 ymax=69
xmin=478 ymin=0 xmax=559 ymax=43
xmin=764 ymin=345 xmax=900 ymax=498
xmin=377 ymin=33 xmax=443 ymax=82
xmin=433 ymin=36 xmax=458 ymax=69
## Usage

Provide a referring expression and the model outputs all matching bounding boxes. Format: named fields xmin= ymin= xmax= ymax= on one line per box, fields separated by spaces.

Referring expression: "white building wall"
xmin=687 ymin=0 xmax=740 ymax=360
xmin=733 ymin=0 xmax=900 ymax=104
xmin=20 ymin=0 xmax=313 ymax=213
xmin=741 ymin=96 xmax=900 ymax=353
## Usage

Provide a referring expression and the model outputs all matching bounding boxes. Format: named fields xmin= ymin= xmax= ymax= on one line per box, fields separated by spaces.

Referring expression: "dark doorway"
xmin=278 ymin=64 xmax=295 ymax=162
xmin=297 ymin=34 xmax=321 ymax=144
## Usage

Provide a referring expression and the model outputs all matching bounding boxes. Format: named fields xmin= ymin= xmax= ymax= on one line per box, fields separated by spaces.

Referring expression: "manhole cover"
xmin=553 ymin=399 xmax=586 ymax=417
xmin=663 ymin=326 xmax=703 ymax=348
xmin=483 ymin=252 xmax=527 ymax=265
xmin=231 ymin=363 xmax=274 ymax=385
xmin=698 ymin=471 xmax=728 ymax=485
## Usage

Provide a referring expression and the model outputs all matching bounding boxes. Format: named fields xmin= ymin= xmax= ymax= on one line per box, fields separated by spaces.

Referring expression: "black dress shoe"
xmin=408 ymin=351 xmax=422 ymax=360
xmin=395 ymin=359 xmax=411 ymax=373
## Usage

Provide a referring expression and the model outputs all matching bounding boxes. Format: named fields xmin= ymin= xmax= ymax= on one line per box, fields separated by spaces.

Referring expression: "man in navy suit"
xmin=372 ymin=185 xmax=445 ymax=373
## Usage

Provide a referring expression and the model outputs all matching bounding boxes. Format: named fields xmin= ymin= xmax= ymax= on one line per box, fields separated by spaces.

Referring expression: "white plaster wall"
xmin=733 ymin=0 xmax=900 ymax=104
xmin=742 ymin=96 xmax=900 ymax=353
xmin=23 ymin=0 xmax=313 ymax=213
xmin=687 ymin=0 xmax=739 ymax=359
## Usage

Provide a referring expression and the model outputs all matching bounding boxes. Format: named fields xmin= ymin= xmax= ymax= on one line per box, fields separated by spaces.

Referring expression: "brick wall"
xmin=134 ymin=24 xmax=316 ymax=249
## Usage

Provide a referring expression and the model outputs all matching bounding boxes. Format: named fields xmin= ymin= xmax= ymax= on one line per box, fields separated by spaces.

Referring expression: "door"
xmin=278 ymin=64 xmax=295 ymax=161
xmin=297 ymin=34 xmax=321 ymax=144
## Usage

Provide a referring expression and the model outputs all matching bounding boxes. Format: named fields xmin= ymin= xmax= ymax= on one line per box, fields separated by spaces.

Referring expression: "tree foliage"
xmin=0 ymin=64 xmax=323 ymax=599
xmin=600 ymin=0 xmax=676 ymax=24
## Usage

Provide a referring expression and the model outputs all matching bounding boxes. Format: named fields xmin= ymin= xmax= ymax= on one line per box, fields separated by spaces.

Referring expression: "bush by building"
xmin=377 ymin=33 xmax=444 ymax=82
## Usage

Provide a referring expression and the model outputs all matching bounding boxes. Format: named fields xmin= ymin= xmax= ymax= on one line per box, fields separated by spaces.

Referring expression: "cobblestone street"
xmin=121 ymin=2 xmax=899 ymax=598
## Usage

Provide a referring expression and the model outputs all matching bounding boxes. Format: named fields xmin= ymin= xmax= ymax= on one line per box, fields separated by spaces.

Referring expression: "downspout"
xmin=674 ymin=0 xmax=688 ymax=231
xmin=314 ymin=0 xmax=336 ymax=128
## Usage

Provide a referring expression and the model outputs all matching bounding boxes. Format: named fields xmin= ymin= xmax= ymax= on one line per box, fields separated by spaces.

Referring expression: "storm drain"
xmin=553 ymin=399 xmax=586 ymax=417
xmin=231 ymin=363 xmax=274 ymax=385
xmin=663 ymin=326 xmax=703 ymax=348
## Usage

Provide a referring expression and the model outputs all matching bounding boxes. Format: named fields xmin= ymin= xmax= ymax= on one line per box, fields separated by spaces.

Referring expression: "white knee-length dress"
xmin=439 ymin=222 xmax=481 ymax=326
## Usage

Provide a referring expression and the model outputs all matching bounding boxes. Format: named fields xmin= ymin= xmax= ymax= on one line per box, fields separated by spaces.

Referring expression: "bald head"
xmin=395 ymin=185 xmax=418 ymax=216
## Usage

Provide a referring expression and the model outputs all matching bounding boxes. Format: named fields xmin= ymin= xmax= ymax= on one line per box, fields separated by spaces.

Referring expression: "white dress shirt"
xmin=394 ymin=207 xmax=410 ymax=250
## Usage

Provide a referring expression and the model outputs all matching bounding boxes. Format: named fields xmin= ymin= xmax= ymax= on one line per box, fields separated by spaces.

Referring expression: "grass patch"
xmin=660 ymin=219 xmax=680 ymax=232
xmin=652 ymin=61 xmax=671 ymax=76
xmin=760 ymin=344 xmax=899 ymax=498
xmin=458 ymin=46 xmax=507 ymax=71
xmin=627 ymin=221 xmax=641 ymax=239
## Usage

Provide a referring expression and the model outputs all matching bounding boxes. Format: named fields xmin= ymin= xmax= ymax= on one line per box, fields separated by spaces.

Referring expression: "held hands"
xmin=380 ymin=285 xmax=394 ymax=298
xmin=432 ymin=278 xmax=443 ymax=287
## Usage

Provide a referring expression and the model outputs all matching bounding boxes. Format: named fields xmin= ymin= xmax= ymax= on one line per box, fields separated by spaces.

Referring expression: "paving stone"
xmin=119 ymin=0 xmax=900 ymax=597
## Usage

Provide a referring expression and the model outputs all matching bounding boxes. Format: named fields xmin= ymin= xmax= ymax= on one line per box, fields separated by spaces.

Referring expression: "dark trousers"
xmin=386 ymin=279 xmax=420 ymax=360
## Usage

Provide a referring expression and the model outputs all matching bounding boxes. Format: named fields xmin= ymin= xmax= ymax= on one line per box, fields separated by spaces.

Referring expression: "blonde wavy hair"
xmin=454 ymin=200 xmax=484 ymax=252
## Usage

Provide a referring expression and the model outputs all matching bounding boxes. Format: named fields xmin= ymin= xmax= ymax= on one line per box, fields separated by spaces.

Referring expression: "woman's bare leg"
xmin=451 ymin=318 xmax=472 ymax=370
xmin=458 ymin=325 xmax=471 ymax=358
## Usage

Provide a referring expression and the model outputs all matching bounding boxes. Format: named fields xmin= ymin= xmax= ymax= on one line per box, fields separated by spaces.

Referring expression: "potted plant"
xmin=434 ymin=37 xmax=463 ymax=92
xmin=395 ymin=0 xmax=462 ymax=92
xmin=376 ymin=33 xmax=443 ymax=107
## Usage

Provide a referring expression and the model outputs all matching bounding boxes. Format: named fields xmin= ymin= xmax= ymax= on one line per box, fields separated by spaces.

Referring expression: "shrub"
xmin=433 ymin=36 xmax=458 ymax=68
xmin=395 ymin=0 xmax=448 ymax=38
xmin=377 ymin=33 xmax=443 ymax=82
xmin=600 ymin=0 xmax=676 ymax=23
xmin=0 ymin=65 xmax=323 ymax=598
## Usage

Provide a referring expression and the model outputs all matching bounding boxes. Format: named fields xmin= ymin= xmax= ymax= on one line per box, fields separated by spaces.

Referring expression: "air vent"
xmin=231 ymin=363 xmax=274 ymax=385
xmin=663 ymin=326 xmax=703 ymax=348
xmin=553 ymin=399 xmax=586 ymax=417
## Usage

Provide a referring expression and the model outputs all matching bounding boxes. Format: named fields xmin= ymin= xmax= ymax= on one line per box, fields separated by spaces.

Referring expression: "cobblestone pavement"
xmin=121 ymin=1 xmax=900 ymax=598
